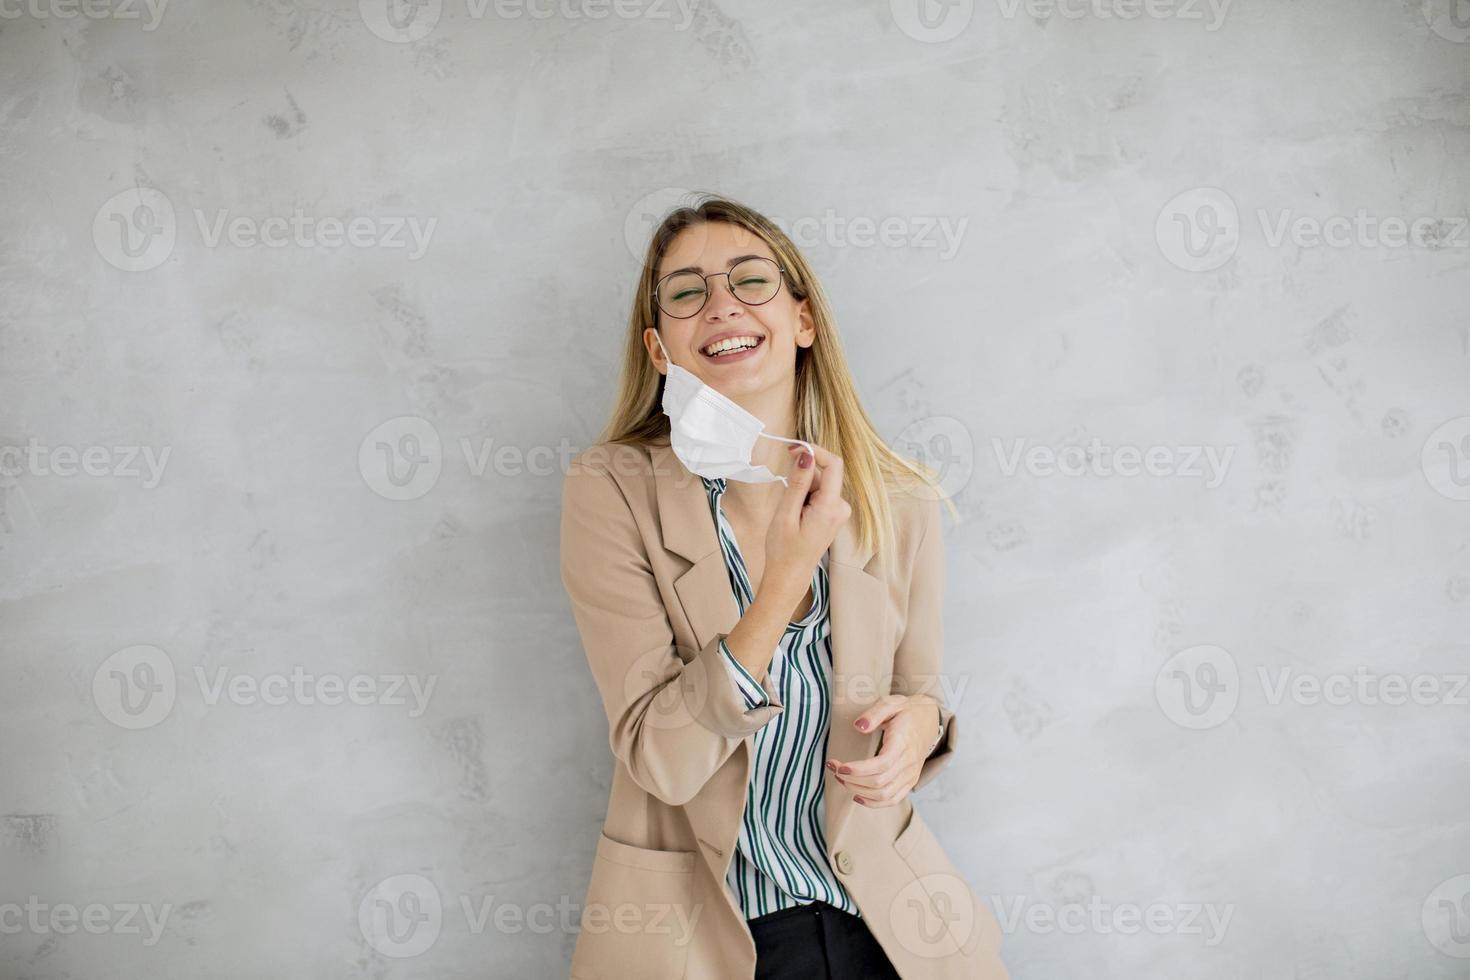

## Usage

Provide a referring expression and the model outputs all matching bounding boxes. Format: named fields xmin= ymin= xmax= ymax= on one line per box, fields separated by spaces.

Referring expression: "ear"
xmin=794 ymin=298 xmax=817 ymax=349
xmin=644 ymin=326 xmax=668 ymax=374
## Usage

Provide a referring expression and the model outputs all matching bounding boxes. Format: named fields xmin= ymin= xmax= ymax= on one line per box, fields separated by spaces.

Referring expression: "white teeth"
xmin=703 ymin=336 xmax=761 ymax=357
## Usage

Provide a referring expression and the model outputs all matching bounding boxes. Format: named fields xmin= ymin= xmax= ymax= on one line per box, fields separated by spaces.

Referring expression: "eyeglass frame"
xmin=649 ymin=256 xmax=790 ymax=320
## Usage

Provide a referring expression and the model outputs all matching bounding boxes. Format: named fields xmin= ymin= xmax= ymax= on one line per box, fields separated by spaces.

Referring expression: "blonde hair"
xmin=596 ymin=192 xmax=957 ymax=577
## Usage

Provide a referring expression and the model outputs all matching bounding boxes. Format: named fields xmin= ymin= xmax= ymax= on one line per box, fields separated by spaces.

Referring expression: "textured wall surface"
xmin=1 ymin=1 xmax=1467 ymax=977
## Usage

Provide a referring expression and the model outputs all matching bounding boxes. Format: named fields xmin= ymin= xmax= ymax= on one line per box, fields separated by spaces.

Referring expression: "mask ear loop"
xmin=651 ymin=327 xmax=672 ymax=366
xmin=756 ymin=433 xmax=814 ymax=488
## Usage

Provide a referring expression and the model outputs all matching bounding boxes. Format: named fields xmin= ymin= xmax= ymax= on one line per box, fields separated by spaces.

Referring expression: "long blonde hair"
xmin=596 ymin=193 xmax=956 ymax=576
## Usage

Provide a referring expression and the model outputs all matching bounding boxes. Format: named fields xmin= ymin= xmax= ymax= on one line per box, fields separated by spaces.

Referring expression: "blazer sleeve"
xmin=890 ymin=492 xmax=959 ymax=793
xmin=559 ymin=453 xmax=784 ymax=807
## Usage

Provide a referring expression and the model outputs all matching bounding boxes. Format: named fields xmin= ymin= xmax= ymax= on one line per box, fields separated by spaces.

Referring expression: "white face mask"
xmin=652 ymin=328 xmax=813 ymax=487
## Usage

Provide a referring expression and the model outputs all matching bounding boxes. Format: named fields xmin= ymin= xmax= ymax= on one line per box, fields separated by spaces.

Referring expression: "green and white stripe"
xmin=703 ymin=476 xmax=862 ymax=921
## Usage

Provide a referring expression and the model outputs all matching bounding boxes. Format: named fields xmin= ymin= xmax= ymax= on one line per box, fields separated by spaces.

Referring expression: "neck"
xmin=739 ymin=380 xmax=800 ymax=478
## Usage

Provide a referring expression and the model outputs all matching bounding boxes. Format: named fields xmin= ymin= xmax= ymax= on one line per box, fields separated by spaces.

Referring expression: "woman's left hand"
xmin=826 ymin=694 xmax=942 ymax=808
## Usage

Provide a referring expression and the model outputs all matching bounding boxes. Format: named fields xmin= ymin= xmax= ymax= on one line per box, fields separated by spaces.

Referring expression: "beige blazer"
xmin=559 ymin=435 xmax=1009 ymax=980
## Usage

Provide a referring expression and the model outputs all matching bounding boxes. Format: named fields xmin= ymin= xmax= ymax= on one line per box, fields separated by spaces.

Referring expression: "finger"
xmin=778 ymin=444 xmax=817 ymax=523
xmin=830 ymin=735 xmax=904 ymax=779
xmin=854 ymin=695 xmax=907 ymax=734
xmin=786 ymin=442 xmax=824 ymax=500
xmin=835 ymin=767 xmax=891 ymax=793
xmin=802 ymin=443 xmax=844 ymax=508
xmin=855 ymin=782 xmax=908 ymax=808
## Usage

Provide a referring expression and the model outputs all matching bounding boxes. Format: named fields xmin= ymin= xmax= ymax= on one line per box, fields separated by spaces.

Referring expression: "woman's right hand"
xmin=763 ymin=443 xmax=851 ymax=601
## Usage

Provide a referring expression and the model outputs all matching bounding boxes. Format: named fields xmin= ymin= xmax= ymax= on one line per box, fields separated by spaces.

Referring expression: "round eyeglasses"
xmin=651 ymin=256 xmax=787 ymax=319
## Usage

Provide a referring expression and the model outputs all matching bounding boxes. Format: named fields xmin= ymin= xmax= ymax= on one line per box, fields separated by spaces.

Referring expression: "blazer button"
xmin=835 ymin=851 xmax=853 ymax=875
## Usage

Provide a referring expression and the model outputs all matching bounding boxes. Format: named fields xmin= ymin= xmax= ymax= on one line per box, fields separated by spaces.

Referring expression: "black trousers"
xmin=749 ymin=900 xmax=902 ymax=979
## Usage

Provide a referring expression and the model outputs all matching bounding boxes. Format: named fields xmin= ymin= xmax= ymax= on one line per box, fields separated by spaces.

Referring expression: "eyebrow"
xmin=659 ymin=253 xmax=771 ymax=278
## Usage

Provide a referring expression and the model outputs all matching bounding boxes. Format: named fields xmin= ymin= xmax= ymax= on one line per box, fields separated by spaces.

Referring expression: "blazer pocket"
xmin=569 ymin=833 xmax=698 ymax=980
xmin=892 ymin=806 xmax=1004 ymax=959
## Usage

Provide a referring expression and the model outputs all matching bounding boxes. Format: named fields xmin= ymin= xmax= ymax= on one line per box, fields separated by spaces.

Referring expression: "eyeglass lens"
xmin=655 ymin=257 xmax=781 ymax=318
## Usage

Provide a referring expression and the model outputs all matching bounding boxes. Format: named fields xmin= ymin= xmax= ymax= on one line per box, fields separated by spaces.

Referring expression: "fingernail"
xmin=838 ymin=766 xmax=851 ymax=775
xmin=855 ymin=718 xmax=868 ymax=730
xmin=799 ymin=452 xmax=812 ymax=468
xmin=853 ymin=796 xmax=865 ymax=805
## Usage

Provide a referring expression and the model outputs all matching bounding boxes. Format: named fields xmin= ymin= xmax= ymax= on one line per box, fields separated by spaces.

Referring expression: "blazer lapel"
xmin=648 ymin=440 xmax=890 ymax=844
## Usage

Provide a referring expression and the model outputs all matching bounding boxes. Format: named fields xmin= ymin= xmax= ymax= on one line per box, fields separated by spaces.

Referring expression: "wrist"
xmin=757 ymin=562 xmax=811 ymax=608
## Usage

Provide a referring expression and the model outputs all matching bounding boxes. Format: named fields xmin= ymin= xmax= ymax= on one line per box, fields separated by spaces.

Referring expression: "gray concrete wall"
xmin=1 ymin=0 xmax=1467 ymax=977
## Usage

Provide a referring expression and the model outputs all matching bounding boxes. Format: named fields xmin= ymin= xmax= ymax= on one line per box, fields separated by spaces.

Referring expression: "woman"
xmin=559 ymin=196 xmax=1009 ymax=979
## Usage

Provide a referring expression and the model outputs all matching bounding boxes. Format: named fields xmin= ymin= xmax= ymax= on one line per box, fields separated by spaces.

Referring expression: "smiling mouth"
xmin=701 ymin=336 xmax=765 ymax=358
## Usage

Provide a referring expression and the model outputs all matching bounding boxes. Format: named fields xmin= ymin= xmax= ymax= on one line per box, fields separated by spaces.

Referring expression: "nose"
xmin=703 ymin=273 xmax=746 ymax=319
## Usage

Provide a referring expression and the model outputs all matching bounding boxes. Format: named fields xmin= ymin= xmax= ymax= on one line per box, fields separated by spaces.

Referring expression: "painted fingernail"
xmin=853 ymin=796 xmax=865 ymax=805
xmin=799 ymin=452 xmax=812 ymax=468
xmin=855 ymin=719 xmax=869 ymax=730
xmin=838 ymin=766 xmax=851 ymax=775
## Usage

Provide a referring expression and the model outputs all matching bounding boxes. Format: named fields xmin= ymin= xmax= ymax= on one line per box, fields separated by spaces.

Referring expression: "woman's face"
xmin=646 ymin=220 xmax=812 ymax=397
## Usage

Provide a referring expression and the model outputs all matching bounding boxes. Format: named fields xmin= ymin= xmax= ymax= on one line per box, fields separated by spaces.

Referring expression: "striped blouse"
xmin=702 ymin=475 xmax=863 ymax=921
